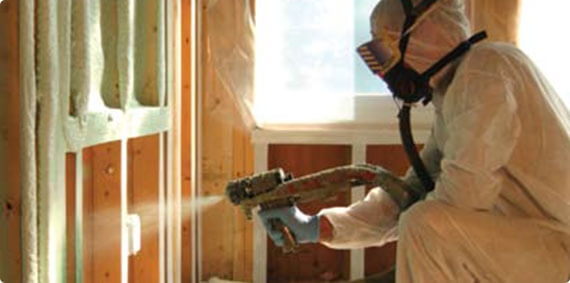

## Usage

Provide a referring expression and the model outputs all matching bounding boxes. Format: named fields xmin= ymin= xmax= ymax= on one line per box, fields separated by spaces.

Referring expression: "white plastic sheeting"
xmin=204 ymin=0 xmax=256 ymax=128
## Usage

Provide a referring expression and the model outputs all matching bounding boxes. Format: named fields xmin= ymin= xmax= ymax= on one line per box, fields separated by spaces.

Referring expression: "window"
xmin=255 ymin=0 xmax=406 ymax=126
xmin=518 ymin=1 xmax=570 ymax=109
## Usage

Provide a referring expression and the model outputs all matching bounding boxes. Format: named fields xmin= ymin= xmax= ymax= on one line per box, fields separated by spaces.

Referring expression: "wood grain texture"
xmin=66 ymin=154 xmax=77 ymax=283
xmin=0 ymin=0 xmax=21 ymax=281
xmin=83 ymin=141 xmax=123 ymax=283
xmin=82 ymin=149 xmax=94 ymax=283
xmin=167 ymin=0 xmax=183 ymax=281
xmin=267 ymin=145 xmax=352 ymax=282
xmin=181 ymin=0 xmax=193 ymax=281
xmin=128 ymin=135 xmax=161 ymax=283
xmin=199 ymin=0 xmax=255 ymax=280
xmin=231 ymin=123 xmax=254 ymax=281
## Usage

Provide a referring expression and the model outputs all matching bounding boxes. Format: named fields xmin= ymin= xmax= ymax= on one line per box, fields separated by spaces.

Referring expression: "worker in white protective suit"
xmin=259 ymin=0 xmax=570 ymax=281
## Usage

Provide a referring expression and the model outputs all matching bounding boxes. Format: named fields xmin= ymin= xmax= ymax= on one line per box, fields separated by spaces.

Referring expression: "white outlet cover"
xmin=127 ymin=214 xmax=142 ymax=256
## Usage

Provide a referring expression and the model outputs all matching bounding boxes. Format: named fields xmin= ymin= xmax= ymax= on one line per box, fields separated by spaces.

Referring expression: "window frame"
xmin=253 ymin=0 xmax=435 ymax=140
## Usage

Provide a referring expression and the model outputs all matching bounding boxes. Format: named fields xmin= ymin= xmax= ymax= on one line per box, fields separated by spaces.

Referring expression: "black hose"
xmin=398 ymin=105 xmax=434 ymax=199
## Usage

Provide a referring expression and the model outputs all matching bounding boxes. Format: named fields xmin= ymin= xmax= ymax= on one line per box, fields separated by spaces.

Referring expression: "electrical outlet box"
xmin=127 ymin=214 xmax=141 ymax=256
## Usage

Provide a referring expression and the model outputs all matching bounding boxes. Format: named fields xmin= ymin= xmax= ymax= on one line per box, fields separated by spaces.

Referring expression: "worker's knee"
xmin=399 ymin=200 xmax=448 ymax=236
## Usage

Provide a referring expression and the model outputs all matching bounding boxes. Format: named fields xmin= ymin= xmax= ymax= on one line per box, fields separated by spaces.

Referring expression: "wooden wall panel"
xmin=83 ymin=141 xmax=123 ymax=283
xmin=231 ymin=124 xmax=254 ymax=281
xmin=267 ymin=145 xmax=352 ymax=281
xmin=200 ymin=0 xmax=255 ymax=280
xmin=83 ymin=150 xmax=94 ymax=283
xmin=0 ymin=0 xmax=21 ymax=281
xmin=181 ymin=0 xmax=193 ymax=281
xmin=200 ymin=60 xmax=235 ymax=281
xmin=128 ymin=135 xmax=161 ymax=283
xmin=364 ymin=145 xmax=417 ymax=276
xmin=66 ymin=154 xmax=77 ymax=283
xmin=167 ymin=1 xmax=183 ymax=281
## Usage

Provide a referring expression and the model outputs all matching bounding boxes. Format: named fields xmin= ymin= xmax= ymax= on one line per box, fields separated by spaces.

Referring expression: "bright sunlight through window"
xmin=519 ymin=1 xmax=570 ymax=110
xmin=254 ymin=0 xmax=390 ymax=125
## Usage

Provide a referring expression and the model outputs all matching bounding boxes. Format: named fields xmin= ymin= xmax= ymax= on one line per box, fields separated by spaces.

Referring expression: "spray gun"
xmin=225 ymin=164 xmax=424 ymax=253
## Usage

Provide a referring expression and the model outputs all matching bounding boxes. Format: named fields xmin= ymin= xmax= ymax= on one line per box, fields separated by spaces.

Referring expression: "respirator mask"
xmin=357 ymin=33 xmax=433 ymax=105
xmin=357 ymin=0 xmax=487 ymax=196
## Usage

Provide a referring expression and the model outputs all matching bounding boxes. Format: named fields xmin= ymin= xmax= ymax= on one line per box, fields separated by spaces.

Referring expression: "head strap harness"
xmin=393 ymin=0 xmax=487 ymax=200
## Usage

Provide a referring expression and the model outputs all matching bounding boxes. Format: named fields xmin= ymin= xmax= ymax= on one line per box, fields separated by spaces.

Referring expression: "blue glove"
xmin=258 ymin=206 xmax=319 ymax=247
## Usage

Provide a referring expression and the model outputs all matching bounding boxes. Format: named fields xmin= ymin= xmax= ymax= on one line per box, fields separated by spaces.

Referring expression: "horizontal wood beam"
xmin=65 ymin=107 xmax=171 ymax=151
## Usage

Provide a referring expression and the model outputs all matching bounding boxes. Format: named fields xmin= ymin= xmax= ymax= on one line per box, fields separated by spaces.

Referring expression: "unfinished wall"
xmin=16 ymin=0 xmax=181 ymax=281
xmin=181 ymin=0 xmax=194 ymax=281
xmin=199 ymin=0 xmax=255 ymax=281
xmin=0 ymin=0 xmax=21 ymax=282
xmin=249 ymin=1 xmax=525 ymax=280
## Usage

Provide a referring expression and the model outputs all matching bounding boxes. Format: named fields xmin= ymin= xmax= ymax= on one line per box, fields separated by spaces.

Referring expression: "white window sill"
xmin=252 ymin=95 xmax=433 ymax=144
xmin=252 ymin=122 xmax=431 ymax=145
xmin=253 ymin=96 xmax=434 ymax=145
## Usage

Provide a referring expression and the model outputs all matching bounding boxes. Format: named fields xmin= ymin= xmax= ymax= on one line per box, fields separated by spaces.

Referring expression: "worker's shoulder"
xmin=459 ymin=41 xmax=523 ymax=74
xmin=469 ymin=41 xmax=520 ymax=58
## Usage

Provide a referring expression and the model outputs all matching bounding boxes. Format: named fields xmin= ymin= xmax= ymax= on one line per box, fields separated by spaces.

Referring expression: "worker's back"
xmin=447 ymin=42 xmax=570 ymax=227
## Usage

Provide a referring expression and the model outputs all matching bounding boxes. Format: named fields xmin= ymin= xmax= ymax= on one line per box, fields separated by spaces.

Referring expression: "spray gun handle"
xmin=269 ymin=218 xmax=298 ymax=253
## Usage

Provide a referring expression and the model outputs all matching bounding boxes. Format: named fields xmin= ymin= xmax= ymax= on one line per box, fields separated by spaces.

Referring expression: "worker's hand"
xmin=258 ymin=206 xmax=319 ymax=246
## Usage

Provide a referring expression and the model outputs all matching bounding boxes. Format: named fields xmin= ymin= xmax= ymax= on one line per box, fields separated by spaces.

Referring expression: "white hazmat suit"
xmin=319 ymin=0 xmax=570 ymax=281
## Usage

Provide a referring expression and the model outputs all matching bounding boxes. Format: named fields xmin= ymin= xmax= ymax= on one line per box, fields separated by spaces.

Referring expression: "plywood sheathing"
xmin=167 ymin=1 xmax=184 ymax=282
xmin=66 ymin=154 xmax=78 ymax=283
xmin=202 ymin=0 xmax=256 ymax=128
xmin=200 ymin=0 xmax=255 ymax=280
xmin=127 ymin=135 xmax=162 ymax=283
xmin=82 ymin=141 xmax=123 ymax=283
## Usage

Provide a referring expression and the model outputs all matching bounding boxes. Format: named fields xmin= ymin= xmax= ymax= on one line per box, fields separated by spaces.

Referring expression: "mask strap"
xmin=411 ymin=0 xmax=438 ymax=18
xmin=399 ymin=104 xmax=434 ymax=195
xmin=399 ymin=0 xmax=439 ymax=61
xmin=399 ymin=0 xmax=415 ymax=59
xmin=401 ymin=0 xmax=414 ymax=17
xmin=421 ymin=31 xmax=488 ymax=79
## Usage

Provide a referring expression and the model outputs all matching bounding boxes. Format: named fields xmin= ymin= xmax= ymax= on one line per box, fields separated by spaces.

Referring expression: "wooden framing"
xmin=4 ymin=0 xmax=523 ymax=282
xmin=9 ymin=0 xmax=523 ymax=281
xmin=181 ymin=0 xmax=194 ymax=282
xmin=0 ymin=0 xmax=21 ymax=282
xmin=253 ymin=143 xmax=269 ymax=283
xmin=65 ymin=153 xmax=78 ymax=283
xmin=197 ymin=0 xmax=255 ymax=281
xmin=15 ymin=0 xmax=183 ymax=281
xmin=167 ymin=1 xmax=183 ymax=282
